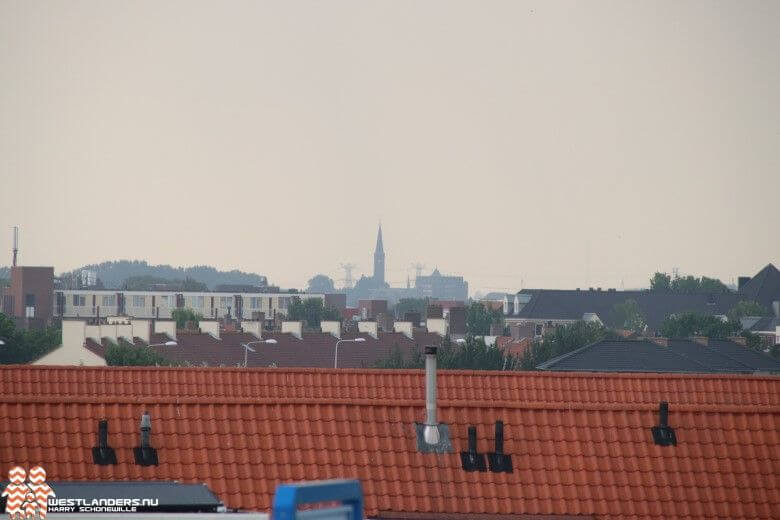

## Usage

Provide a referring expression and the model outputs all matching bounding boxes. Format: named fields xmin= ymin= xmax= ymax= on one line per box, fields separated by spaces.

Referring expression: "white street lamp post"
xmin=334 ymin=338 xmax=366 ymax=369
xmin=242 ymin=339 xmax=278 ymax=367
xmin=148 ymin=341 xmax=178 ymax=347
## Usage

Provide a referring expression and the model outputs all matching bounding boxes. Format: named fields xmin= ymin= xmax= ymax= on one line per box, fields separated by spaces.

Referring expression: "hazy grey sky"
xmin=1 ymin=1 xmax=778 ymax=293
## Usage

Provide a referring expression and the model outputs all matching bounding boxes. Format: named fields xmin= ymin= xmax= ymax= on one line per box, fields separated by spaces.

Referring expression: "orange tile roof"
xmin=1 ymin=366 xmax=778 ymax=519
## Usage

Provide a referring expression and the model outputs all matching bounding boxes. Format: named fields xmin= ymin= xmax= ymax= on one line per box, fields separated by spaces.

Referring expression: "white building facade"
xmin=54 ymin=289 xmax=323 ymax=322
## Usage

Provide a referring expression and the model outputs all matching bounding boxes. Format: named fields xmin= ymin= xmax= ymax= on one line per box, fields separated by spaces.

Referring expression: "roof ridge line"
xmin=3 ymin=396 xmax=777 ymax=413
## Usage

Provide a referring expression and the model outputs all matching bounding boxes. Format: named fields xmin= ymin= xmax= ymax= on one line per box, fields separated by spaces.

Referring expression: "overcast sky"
xmin=1 ymin=1 xmax=778 ymax=294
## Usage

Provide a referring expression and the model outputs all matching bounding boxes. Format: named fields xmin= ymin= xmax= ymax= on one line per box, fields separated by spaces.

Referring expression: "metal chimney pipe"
xmin=98 ymin=420 xmax=109 ymax=449
xmin=659 ymin=401 xmax=669 ymax=427
xmin=423 ymin=346 xmax=439 ymax=444
xmin=494 ymin=421 xmax=505 ymax=455
xmin=140 ymin=411 xmax=151 ymax=448
xmin=467 ymin=426 xmax=477 ymax=453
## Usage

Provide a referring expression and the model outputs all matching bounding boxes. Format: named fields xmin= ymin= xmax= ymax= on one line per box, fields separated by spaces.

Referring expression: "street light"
xmin=0 ymin=339 xmax=5 ymax=346
xmin=148 ymin=341 xmax=178 ymax=347
xmin=242 ymin=339 xmax=278 ymax=367
xmin=334 ymin=338 xmax=366 ymax=369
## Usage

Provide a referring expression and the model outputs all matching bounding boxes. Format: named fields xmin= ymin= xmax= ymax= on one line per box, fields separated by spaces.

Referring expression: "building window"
xmin=219 ymin=296 xmax=232 ymax=307
xmin=132 ymin=296 xmax=146 ymax=307
xmin=279 ymin=297 xmax=289 ymax=310
xmin=102 ymin=295 xmax=116 ymax=307
xmin=25 ymin=294 xmax=35 ymax=306
xmin=73 ymin=295 xmax=86 ymax=306
xmin=250 ymin=297 xmax=259 ymax=309
xmin=188 ymin=296 xmax=204 ymax=308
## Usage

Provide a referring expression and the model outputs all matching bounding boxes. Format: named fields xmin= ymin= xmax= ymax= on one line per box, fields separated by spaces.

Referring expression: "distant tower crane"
xmin=339 ymin=263 xmax=357 ymax=289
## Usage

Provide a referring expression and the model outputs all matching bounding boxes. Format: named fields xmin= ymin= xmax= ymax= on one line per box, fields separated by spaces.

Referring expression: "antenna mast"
xmin=339 ymin=263 xmax=356 ymax=289
xmin=12 ymin=226 xmax=18 ymax=266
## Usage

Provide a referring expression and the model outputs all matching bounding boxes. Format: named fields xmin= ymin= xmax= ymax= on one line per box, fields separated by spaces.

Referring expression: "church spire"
xmin=373 ymin=224 xmax=385 ymax=285
xmin=375 ymin=224 xmax=384 ymax=254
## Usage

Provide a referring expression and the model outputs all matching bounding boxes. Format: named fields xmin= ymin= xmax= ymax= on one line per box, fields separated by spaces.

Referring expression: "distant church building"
xmin=345 ymin=224 xmax=468 ymax=306
xmin=373 ymin=225 xmax=385 ymax=285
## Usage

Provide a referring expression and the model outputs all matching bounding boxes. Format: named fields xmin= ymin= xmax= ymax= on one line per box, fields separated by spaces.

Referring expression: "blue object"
xmin=272 ymin=479 xmax=364 ymax=520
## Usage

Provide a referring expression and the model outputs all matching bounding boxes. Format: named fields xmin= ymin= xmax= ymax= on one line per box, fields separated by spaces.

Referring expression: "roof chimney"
xmin=394 ymin=321 xmax=413 ymax=339
xmin=728 ymin=335 xmax=747 ymax=347
xmin=426 ymin=318 xmax=447 ymax=337
xmin=199 ymin=320 xmax=220 ymax=339
xmin=321 ymin=320 xmax=341 ymax=339
xmin=242 ymin=320 xmax=263 ymax=338
xmin=649 ymin=337 xmax=669 ymax=347
xmin=357 ymin=320 xmax=378 ymax=339
xmin=415 ymin=346 xmax=452 ymax=453
xmin=281 ymin=321 xmax=303 ymax=339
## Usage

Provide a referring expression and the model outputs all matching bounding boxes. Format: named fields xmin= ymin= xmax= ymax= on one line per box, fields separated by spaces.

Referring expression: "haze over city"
xmin=1 ymin=1 xmax=778 ymax=294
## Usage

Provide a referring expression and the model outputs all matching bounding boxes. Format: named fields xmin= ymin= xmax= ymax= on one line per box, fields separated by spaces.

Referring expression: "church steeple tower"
xmin=373 ymin=224 xmax=385 ymax=285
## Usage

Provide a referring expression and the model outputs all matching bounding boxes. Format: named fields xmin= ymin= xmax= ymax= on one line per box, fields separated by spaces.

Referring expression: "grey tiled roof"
xmin=747 ymin=316 xmax=780 ymax=332
xmin=706 ymin=339 xmax=780 ymax=372
xmin=513 ymin=289 xmax=737 ymax=331
xmin=537 ymin=338 xmax=780 ymax=373
xmin=738 ymin=263 xmax=780 ymax=309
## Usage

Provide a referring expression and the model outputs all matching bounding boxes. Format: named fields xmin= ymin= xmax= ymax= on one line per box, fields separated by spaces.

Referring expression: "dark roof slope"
xmin=1 ymin=366 xmax=778 ymax=519
xmin=538 ymin=339 xmax=780 ymax=373
xmin=83 ymin=331 xmax=443 ymax=369
xmin=747 ymin=316 xmax=780 ymax=332
xmin=738 ymin=263 xmax=780 ymax=309
xmin=706 ymin=339 xmax=780 ymax=372
xmin=514 ymin=290 xmax=739 ymax=331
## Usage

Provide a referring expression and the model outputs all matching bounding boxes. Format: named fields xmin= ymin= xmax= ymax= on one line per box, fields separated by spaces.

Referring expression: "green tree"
xmin=307 ymin=274 xmax=336 ymax=294
xmin=393 ymin=298 xmax=429 ymax=320
xmin=465 ymin=302 xmax=503 ymax=335
xmin=659 ymin=312 xmax=740 ymax=338
xmin=611 ymin=299 xmax=646 ymax=334
xmin=123 ymin=276 xmax=207 ymax=291
xmin=171 ymin=308 xmax=203 ymax=329
xmin=650 ymin=272 xmax=672 ymax=291
xmin=518 ymin=321 xmax=616 ymax=370
xmin=727 ymin=300 xmax=770 ymax=322
xmin=286 ymin=297 xmax=341 ymax=329
xmin=699 ymin=276 xmax=731 ymax=294
xmin=374 ymin=337 xmax=514 ymax=370
xmin=0 ymin=313 xmax=61 ymax=364
xmin=670 ymin=275 xmax=702 ymax=293
xmin=105 ymin=342 xmax=174 ymax=366
xmin=651 ymin=272 xmax=731 ymax=294
xmin=374 ymin=343 xmax=425 ymax=369
xmin=438 ymin=336 xmax=513 ymax=370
